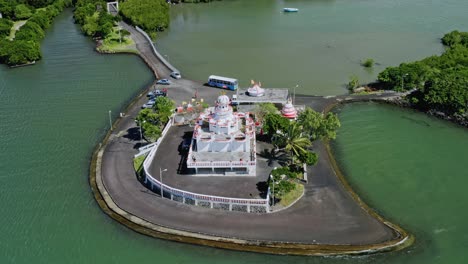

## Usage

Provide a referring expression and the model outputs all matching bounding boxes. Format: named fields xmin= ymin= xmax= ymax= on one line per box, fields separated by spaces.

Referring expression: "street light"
xmin=270 ymin=168 xmax=277 ymax=207
xmin=293 ymin=84 xmax=299 ymax=105
xmin=118 ymin=26 xmax=122 ymax=44
xmin=160 ymin=168 xmax=167 ymax=197
xmin=401 ymin=73 xmax=409 ymax=90
xmin=136 ymin=120 xmax=145 ymax=140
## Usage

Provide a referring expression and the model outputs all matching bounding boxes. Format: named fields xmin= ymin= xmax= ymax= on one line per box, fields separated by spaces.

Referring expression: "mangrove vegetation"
xmin=377 ymin=30 xmax=468 ymax=124
xmin=0 ymin=0 xmax=71 ymax=66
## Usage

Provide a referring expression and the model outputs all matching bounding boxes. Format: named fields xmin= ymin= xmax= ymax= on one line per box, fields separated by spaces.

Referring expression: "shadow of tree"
xmin=258 ymin=148 xmax=288 ymax=167
xmin=256 ymin=181 xmax=269 ymax=198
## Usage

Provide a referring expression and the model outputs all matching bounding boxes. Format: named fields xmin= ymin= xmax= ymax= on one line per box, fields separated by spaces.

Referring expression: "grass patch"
xmin=97 ymin=27 xmax=137 ymax=54
xmin=279 ymin=182 xmax=304 ymax=207
xmin=133 ymin=154 xmax=147 ymax=175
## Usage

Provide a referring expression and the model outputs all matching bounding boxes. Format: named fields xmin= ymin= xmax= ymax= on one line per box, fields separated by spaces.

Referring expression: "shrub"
xmin=0 ymin=18 xmax=13 ymax=38
xmin=361 ymin=58 xmax=374 ymax=68
xmin=347 ymin=75 xmax=359 ymax=91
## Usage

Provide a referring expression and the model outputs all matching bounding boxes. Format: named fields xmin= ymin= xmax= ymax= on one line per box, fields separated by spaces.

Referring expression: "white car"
xmin=170 ymin=71 xmax=181 ymax=79
xmin=141 ymin=99 xmax=156 ymax=109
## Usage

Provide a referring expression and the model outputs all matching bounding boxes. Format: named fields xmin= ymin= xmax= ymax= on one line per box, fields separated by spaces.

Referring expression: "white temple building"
xmin=186 ymin=94 xmax=256 ymax=176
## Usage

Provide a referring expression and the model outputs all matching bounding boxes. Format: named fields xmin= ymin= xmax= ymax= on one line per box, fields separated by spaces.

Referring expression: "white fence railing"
xmin=141 ymin=121 xmax=270 ymax=213
xmin=135 ymin=26 xmax=179 ymax=74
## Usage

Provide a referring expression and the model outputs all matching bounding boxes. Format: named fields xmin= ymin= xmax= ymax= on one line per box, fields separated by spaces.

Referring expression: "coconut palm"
xmin=272 ymin=122 xmax=311 ymax=165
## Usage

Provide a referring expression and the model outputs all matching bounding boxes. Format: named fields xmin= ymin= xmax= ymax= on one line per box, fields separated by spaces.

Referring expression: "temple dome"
xmin=217 ymin=95 xmax=230 ymax=106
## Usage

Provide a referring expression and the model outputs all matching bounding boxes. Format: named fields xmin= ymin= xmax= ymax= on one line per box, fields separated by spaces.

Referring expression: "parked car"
xmin=156 ymin=79 xmax=171 ymax=85
xmin=141 ymin=99 xmax=156 ymax=109
xmin=170 ymin=71 xmax=181 ymax=79
xmin=147 ymin=89 xmax=167 ymax=98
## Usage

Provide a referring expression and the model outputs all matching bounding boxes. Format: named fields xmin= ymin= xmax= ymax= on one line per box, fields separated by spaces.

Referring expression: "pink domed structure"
xmin=281 ymin=99 xmax=297 ymax=119
xmin=247 ymin=80 xmax=265 ymax=97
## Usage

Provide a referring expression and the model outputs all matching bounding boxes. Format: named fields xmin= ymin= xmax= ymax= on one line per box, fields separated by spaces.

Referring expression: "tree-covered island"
xmin=376 ymin=30 xmax=468 ymax=126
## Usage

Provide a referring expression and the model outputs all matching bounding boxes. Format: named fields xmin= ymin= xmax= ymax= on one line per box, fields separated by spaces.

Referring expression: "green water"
xmin=332 ymin=103 xmax=468 ymax=263
xmin=157 ymin=0 xmax=468 ymax=95
xmin=1 ymin=3 xmax=468 ymax=264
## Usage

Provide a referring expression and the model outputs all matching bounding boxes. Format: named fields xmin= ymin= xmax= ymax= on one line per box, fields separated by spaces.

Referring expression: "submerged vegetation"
xmin=361 ymin=58 xmax=374 ymax=68
xmin=0 ymin=0 xmax=72 ymax=66
xmin=377 ymin=30 xmax=468 ymax=124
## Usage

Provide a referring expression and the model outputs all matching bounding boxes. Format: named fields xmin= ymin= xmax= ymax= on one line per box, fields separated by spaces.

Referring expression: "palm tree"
xmin=272 ymin=123 xmax=311 ymax=165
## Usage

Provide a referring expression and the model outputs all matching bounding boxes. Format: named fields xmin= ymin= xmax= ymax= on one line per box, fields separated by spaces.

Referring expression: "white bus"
xmin=207 ymin=75 xmax=238 ymax=90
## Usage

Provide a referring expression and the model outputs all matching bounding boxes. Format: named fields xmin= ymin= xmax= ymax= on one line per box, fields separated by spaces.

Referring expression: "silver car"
xmin=170 ymin=71 xmax=181 ymax=79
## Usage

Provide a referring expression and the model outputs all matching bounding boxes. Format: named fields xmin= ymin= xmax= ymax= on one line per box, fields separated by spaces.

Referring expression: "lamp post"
xmin=401 ymin=73 xmax=408 ymax=90
xmin=136 ymin=120 xmax=145 ymax=140
xmin=108 ymin=110 xmax=112 ymax=130
xmin=270 ymin=169 xmax=276 ymax=207
xmin=293 ymin=84 xmax=299 ymax=105
xmin=160 ymin=168 xmax=167 ymax=197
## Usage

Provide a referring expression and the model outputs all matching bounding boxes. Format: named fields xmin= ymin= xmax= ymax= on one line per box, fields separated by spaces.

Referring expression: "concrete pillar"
xmin=229 ymin=203 xmax=232 ymax=211
xmin=210 ymin=202 xmax=213 ymax=208
xmin=170 ymin=193 xmax=173 ymax=200
xmin=195 ymin=200 xmax=198 ymax=206
xmin=183 ymin=197 xmax=186 ymax=204
xmin=247 ymin=204 xmax=251 ymax=213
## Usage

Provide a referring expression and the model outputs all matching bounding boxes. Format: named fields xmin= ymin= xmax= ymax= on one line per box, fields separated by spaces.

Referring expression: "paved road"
xmin=100 ymin=22 xmax=403 ymax=245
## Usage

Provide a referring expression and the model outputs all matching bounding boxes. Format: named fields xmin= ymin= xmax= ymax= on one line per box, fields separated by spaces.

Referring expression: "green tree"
xmin=0 ymin=0 xmax=17 ymax=18
xmin=120 ymin=0 xmax=169 ymax=36
xmin=29 ymin=10 xmax=51 ymax=29
xmin=268 ymin=171 xmax=296 ymax=198
xmin=153 ymin=96 xmax=175 ymax=123
xmin=0 ymin=18 xmax=13 ymax=38
xmin=142 ymin=122 xmax=161 ymax=142
xmin=0 ymin=39 xmax=41 ymax=65
xmin=442 ymin=30 xmax=468 ymax=48
xmin=136 ymin=108 xmax=160 ymax=126
xmin=82 ymin=12 xmax=99 ymax=36
xmin=298 ymin=151 xmax=318 ymax=166
xmin=297 ymin=107 xmax=341 ymax=140
xmin=15 ymin=21 xmax=45 ymax=42
xmin=254 ymin=102 xmax=278 ymax=122
xmin=14 ymin=4 xmax=33 ymax=20
xmin=262 ymin=112 xmax=290 ymax=136
xmin=272 ymin=122 xmax=312 ymax=165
